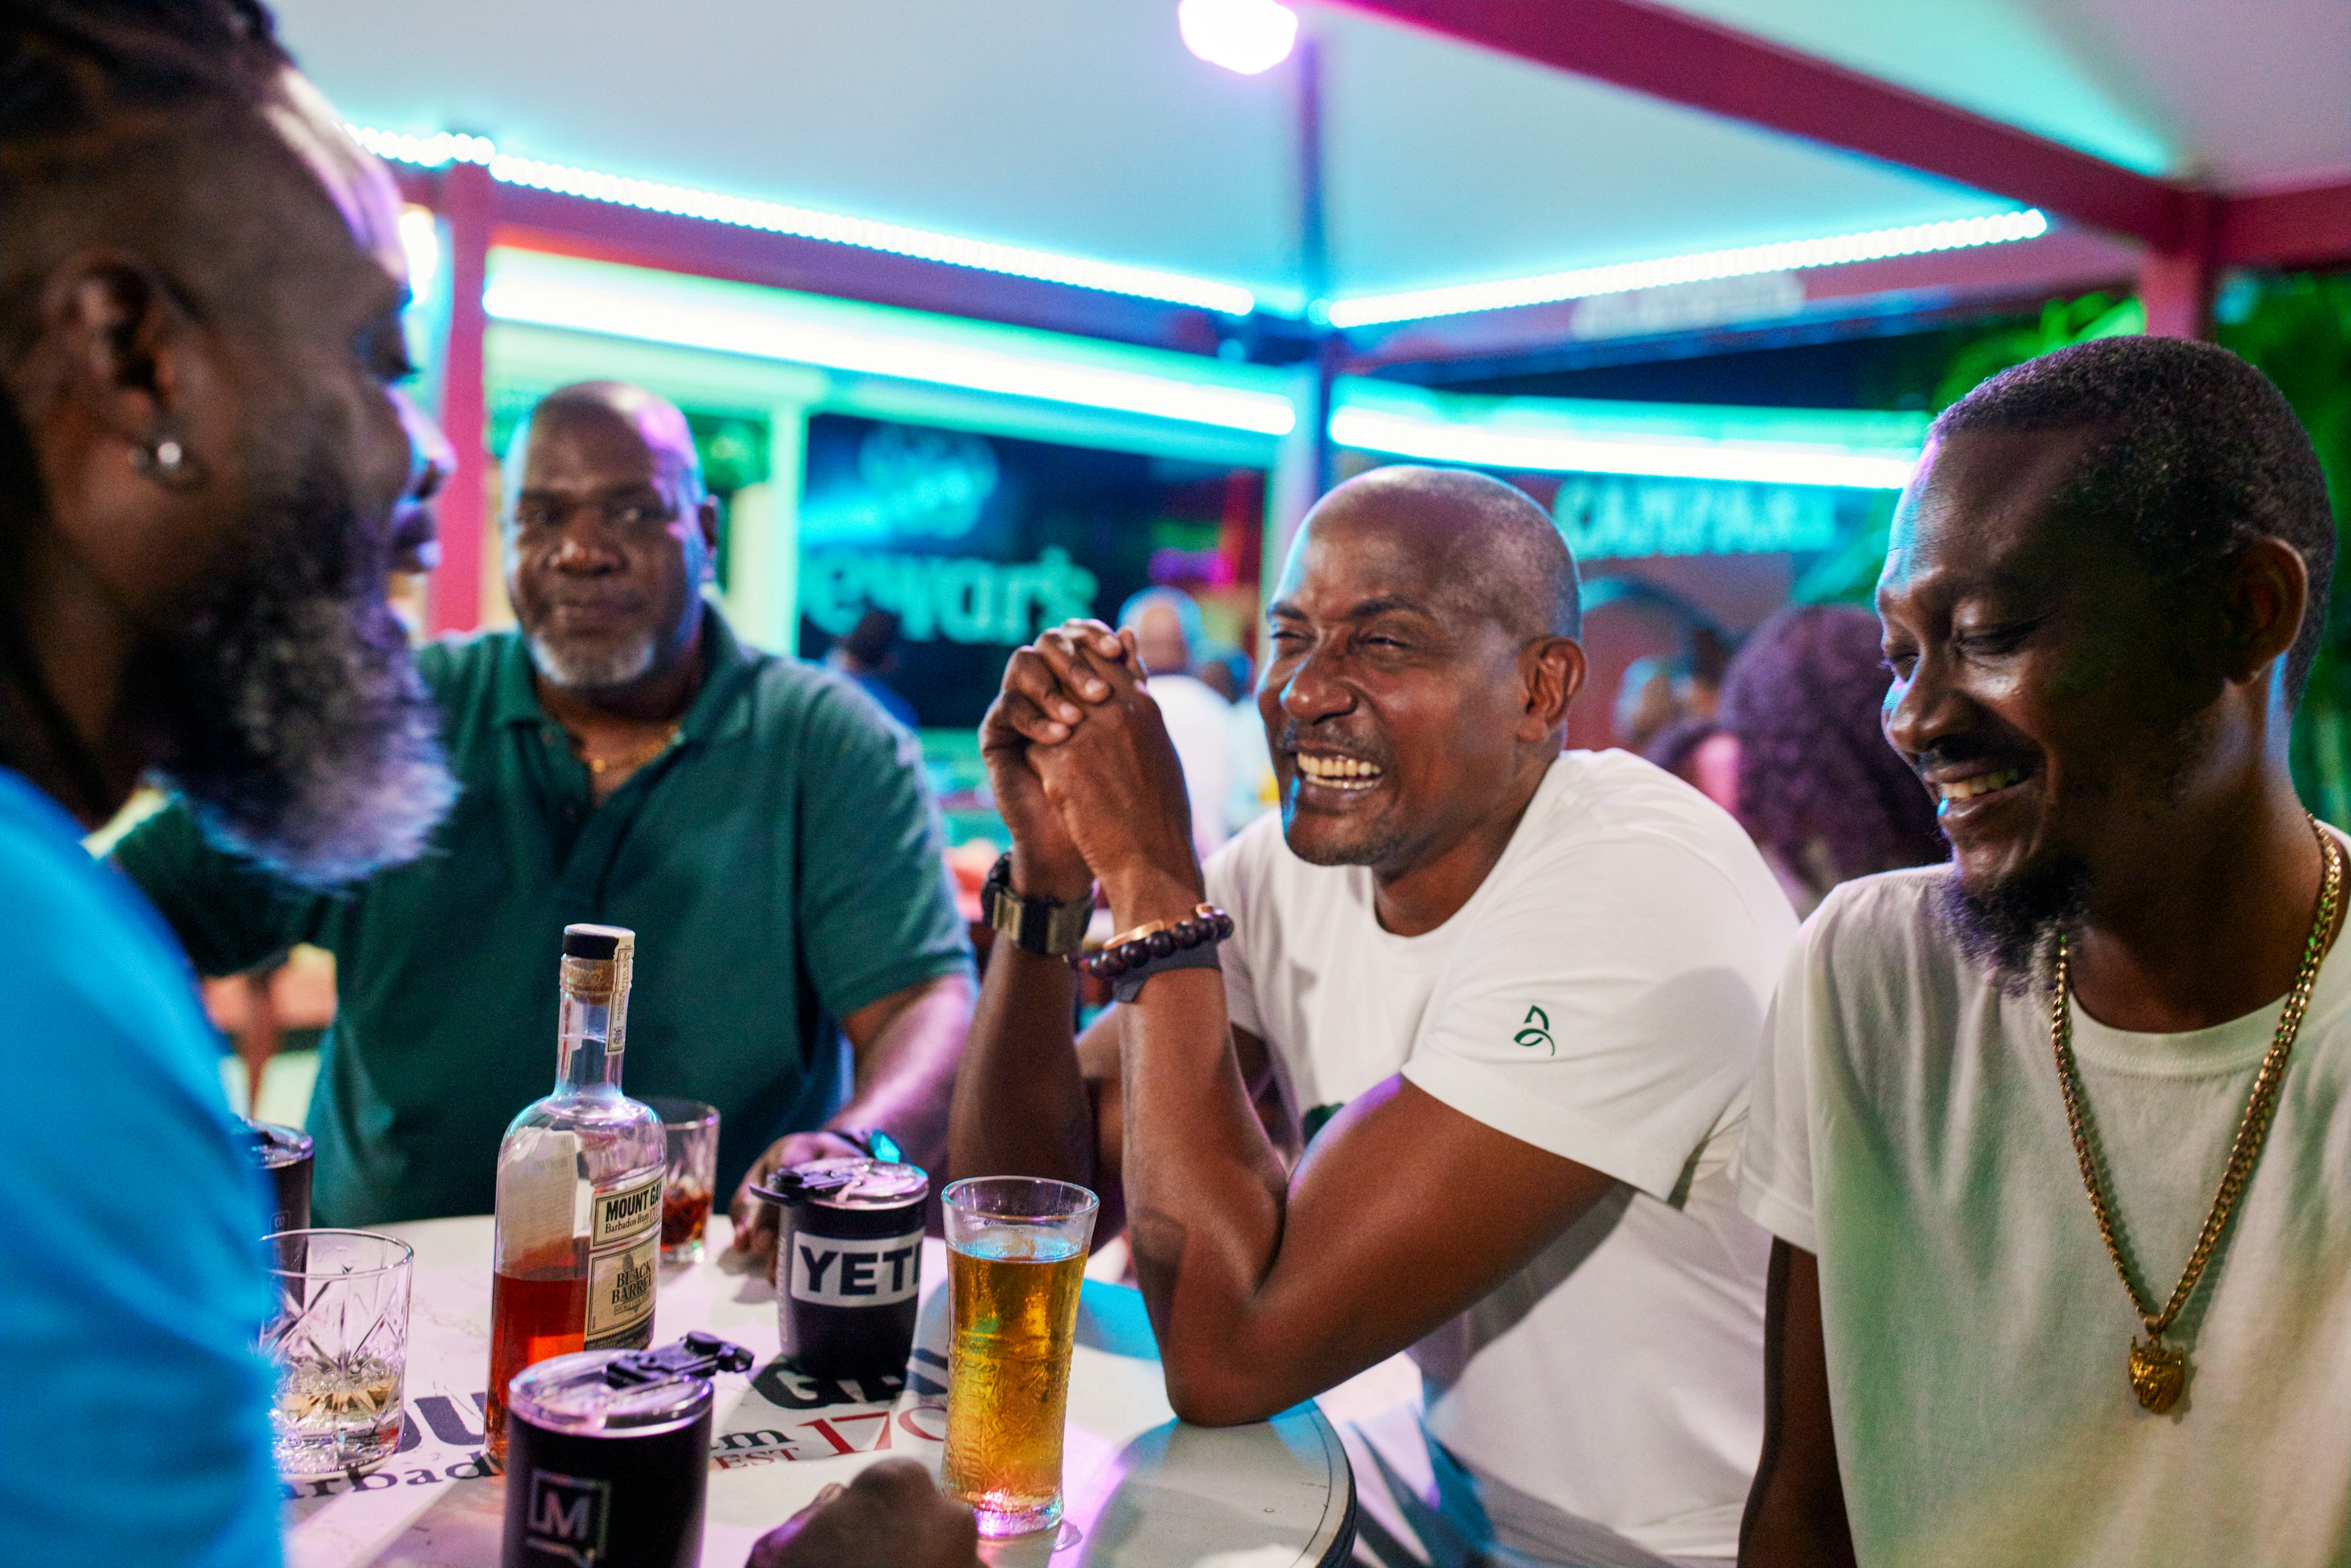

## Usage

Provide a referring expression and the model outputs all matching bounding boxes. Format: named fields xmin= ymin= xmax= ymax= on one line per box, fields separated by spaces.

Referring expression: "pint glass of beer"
xmin=940 ymin=1176 xmax=1098 ymax=1537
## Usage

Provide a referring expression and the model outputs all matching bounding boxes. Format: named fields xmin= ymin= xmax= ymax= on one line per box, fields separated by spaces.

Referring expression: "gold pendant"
xmin=2128 ymin=1337 xmax=2187 ymax=1413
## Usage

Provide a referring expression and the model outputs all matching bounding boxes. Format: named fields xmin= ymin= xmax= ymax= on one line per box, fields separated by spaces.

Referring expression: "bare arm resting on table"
xmin=730 ymin=970 xmax=974 ymax=1259
xmin=1739 ymin=1240 xmax=1856 ymax=1568
xmin=951 ymin=623 xmax=1620 ymax=1425
xmin=949 ymin=958 xmax=1289 ymax=1254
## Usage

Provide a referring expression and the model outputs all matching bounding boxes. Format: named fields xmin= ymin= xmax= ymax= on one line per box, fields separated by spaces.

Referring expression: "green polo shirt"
xmin=114 ymin=607 xmax=972 ymax=1226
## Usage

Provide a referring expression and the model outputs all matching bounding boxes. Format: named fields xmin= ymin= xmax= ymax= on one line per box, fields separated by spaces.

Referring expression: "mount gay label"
xmin=790 ymin=1229 xmax=923 ymax=1307
xmin=590 ymin=1171 xmax=662 ymax=1247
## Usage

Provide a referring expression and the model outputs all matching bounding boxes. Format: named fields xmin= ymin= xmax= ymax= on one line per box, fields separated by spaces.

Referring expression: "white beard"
xmin=527 ymin=629 xmax=658 ymax=692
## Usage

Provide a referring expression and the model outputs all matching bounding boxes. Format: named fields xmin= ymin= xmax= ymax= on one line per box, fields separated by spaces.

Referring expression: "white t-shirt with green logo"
xmin=1737 ymin=860 xmax=2351 ymax=1567
xmin=1207 ymin=748 xmax=1797 ymax=1563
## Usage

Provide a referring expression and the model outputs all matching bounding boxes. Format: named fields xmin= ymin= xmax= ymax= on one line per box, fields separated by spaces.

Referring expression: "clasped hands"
xmin=981 ymin=619 xmax=1203 ymax=923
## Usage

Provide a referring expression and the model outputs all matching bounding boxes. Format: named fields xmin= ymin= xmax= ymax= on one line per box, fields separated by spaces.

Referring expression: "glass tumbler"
xmin=644 ymin=1098 xmax=720 ymax=1264
xmin=260 ymin=1229 xmax=413 ymax=1477
xmin=940 ymin=1177 xmax=1099 ymax=1537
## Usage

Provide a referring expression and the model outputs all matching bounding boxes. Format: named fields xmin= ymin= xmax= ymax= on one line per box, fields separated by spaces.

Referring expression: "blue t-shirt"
xmin=0 ymin=769 xmax=282 ymax=1568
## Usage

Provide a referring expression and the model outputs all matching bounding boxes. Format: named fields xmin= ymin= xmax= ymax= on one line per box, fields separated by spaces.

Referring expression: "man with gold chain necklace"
xmin=1737 ymin=336 xmax=2349 ymax=1567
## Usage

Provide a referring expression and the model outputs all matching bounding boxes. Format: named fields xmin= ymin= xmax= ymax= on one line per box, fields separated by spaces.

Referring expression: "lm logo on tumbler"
xmin=523 ymin=1469 xmax=609 ymax=1567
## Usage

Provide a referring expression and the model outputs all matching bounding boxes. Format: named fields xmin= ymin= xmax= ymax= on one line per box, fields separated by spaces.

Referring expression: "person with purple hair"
xmin=1716 ymin=604 xmax=1946 ymax=914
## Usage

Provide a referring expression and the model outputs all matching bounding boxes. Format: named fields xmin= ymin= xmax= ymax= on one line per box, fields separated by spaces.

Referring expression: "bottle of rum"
xmin=484 ymin=923 xmax=665 ymax=1460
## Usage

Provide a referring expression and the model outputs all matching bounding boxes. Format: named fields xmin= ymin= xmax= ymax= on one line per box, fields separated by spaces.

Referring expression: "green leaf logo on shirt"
xmin=1515 ymin=1005 xmax=1556 ymax=1056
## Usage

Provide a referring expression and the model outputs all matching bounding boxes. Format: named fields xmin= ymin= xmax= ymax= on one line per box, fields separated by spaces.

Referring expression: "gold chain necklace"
xmin=571 ymin=722 xmax=680 ymax=776
xmin=2049 ymin=814 xmax=2339 ymax=1415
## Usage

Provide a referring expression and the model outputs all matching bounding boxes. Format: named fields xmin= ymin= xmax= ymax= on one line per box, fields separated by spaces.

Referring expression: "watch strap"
xmin=982 ymin=852 xmax=1093 ymax=957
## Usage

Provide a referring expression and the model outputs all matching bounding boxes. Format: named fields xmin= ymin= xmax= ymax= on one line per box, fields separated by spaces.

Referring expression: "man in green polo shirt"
xmin=117 ymin=380 xmax=975 ymax=1230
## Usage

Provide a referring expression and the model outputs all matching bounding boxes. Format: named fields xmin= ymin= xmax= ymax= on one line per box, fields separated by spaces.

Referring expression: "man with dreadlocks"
xmin=0 ymin=6 xmax=991 ymax=1566
xmin=0 ymin=4 xmax=450 ymax=1562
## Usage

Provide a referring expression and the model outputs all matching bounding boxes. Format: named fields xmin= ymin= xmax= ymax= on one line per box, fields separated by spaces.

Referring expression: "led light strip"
xmin=483 ymin=270 xmax=1297 ymax=435
xmin=1329 ymin=405 xmax=1919 ymax=489
xmin=1325 ymin=210 xmax=2050 ymax=329
xmin=350 ymin=126 xmax=1258 ymax=318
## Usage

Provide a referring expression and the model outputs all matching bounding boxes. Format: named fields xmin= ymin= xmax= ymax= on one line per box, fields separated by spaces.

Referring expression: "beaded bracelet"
xmin=1076 ymin=904 xmax=1234 ymax=1003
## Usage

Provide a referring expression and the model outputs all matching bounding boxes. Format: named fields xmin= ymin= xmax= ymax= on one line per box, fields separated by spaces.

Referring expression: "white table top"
xmin=282 ymin=1215 xmax=1353 ymax=1568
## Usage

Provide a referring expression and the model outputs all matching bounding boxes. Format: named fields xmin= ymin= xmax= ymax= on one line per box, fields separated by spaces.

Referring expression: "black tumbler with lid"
xmin=752 ymin=1157 xmax=928 ymax=1384
xmin=501 ymin=1333 xmax=751 ymax=1568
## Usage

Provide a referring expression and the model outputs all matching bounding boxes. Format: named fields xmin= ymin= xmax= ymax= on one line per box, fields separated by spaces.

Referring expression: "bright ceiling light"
xmin=1328 ymin=210 xmax=2050 ymax=329
xmin=349 ymin=124 xmax=1258 ymax=317
xmin=1178 ymin=0 xmax=1300 ymax=75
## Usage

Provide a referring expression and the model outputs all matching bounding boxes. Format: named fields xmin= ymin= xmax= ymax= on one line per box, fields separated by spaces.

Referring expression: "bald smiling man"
xmin=956 ymin=468 xmax=1795 ymax=1567
xmin=117 ymin=381 xmax=975 ymax=1229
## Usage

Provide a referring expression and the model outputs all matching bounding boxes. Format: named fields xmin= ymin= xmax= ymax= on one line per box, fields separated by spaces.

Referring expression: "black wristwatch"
xmin=980 ymin=852 xmax=1094 ymax=958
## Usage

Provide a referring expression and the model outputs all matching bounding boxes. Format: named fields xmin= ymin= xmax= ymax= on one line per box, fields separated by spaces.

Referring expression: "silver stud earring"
xmin=133 ymin=430 xmax=204 ymax=491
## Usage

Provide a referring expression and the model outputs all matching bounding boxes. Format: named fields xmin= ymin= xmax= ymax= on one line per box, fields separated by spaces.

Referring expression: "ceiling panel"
xmin=1647 ymin=0 xmax=2349 ymax=191
xmin=2052 ymin=0 xmax=2351 ymax=190
xmin=268 ymin=0 xmax=1299 ymax=298
xmin=266 ymin=0 xmax=2343 ymax=324
xmin=1314 ymin=6 xmax=2020 ymax=299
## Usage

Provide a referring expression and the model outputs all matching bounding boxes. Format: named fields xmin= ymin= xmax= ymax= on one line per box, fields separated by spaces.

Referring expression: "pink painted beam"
xmin=2139 ymin=191 xmax=2216 ymax=340
xmin=2220 ymin=181 xmax=2351 ymax=269
xmin=427 ymin=160 xmax=495 ymax=636
xmin=1323 ymin=0 xmax=2190 ymax=247
xmin=391 ymin=168 xmax=1224 ymax=355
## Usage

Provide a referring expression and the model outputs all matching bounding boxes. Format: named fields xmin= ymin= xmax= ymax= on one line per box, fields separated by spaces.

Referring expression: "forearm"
xmin=1741 ymin=1241 xmax=1856 ymax=1568
xmin=1109 ymin=870 xmax=1291 ymax=1424
xmin=948 ymin=941 xmax=1101 ymax=1193
xmin=833 ymin=974 xmax=972 ymax=1175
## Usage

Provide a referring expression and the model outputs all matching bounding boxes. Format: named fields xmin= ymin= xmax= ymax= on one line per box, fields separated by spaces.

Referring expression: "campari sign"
xmin=1550 ymin=473 xmax=1843 ymax=561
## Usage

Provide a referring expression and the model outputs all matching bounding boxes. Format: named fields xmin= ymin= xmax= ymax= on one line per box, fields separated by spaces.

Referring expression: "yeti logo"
xmin=790 ymin=1229 xmax=924 ymax=1306
xmin=523 ymin=1469 xmax=609 ymax=1566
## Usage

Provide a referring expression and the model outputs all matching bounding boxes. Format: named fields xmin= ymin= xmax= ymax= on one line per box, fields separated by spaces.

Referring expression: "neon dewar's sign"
xmin=801 ymin=546 xmax=1099 ymax=646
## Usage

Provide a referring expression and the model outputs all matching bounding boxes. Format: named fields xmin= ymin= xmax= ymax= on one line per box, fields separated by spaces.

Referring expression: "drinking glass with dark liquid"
xmin=643 ymin=1098 xmax=720 ymax=1265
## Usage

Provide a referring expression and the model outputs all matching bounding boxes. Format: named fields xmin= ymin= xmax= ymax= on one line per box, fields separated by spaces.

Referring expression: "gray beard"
xmin=527 ymin=630 xmax=658 ymax=692
xmin=138 ymin=465 xmax=456 ymax=889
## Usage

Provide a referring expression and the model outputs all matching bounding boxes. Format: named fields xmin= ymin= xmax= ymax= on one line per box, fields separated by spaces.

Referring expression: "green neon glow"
xmin=481 ymin=250 xmax=1930 ymax=486
xmin=1333 ymin=380 xmax=1929 ymax=488
xmin=353 ymin=125 xmax=1257 ymax=317
xmin=486 ymin=251 xmax=1295 ymax=435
